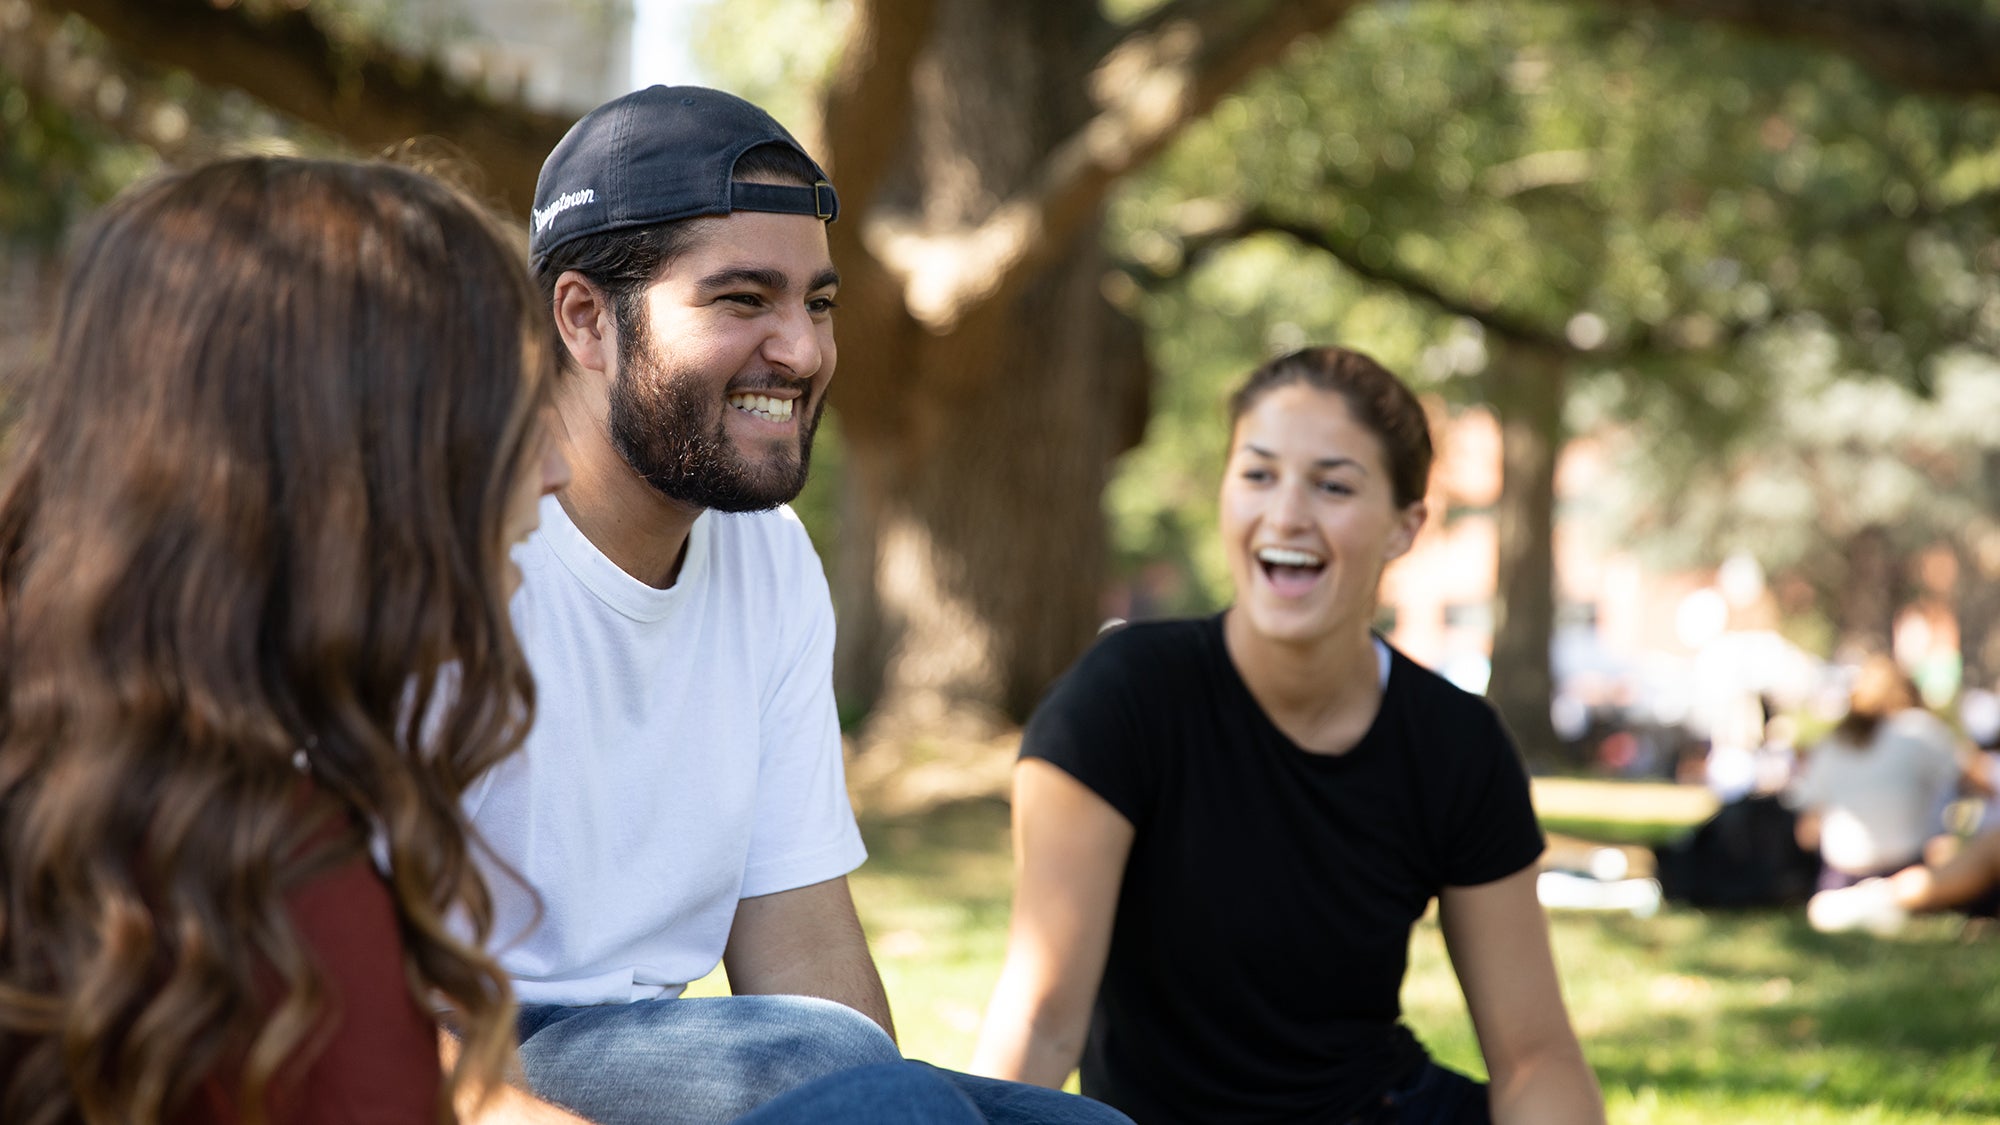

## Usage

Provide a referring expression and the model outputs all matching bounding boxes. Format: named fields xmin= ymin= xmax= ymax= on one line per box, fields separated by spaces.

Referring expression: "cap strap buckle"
xmin=728 ymin=180 xmax=841 ymax=223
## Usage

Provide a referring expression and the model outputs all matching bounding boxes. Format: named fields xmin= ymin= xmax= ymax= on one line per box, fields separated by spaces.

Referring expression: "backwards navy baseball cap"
xmin=528 ymin=85 xmax=838 ymax=262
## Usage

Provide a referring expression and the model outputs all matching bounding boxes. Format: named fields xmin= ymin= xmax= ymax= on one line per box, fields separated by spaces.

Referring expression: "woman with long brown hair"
xmin=0 ymin=156 xmax=568 ymax=1123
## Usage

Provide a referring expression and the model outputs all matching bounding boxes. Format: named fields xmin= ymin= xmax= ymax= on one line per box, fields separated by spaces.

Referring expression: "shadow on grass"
xmin=859 ymin=795 xmax=1010 ymax=876
xmin=855 ymin=795 xmax=1016 ymax=930
xmin=1593 ymin=1052 xmax=2000 ymax=1120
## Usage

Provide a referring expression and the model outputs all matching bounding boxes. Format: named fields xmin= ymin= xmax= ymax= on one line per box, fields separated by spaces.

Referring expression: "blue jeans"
xmin=1346 ymin=1061 xmax=1491 ymax=1124
xmin=734 ymin=1062 xmax=984 ymax=1124
xmin=516 ymin=996 xmax=1131 ymax=1124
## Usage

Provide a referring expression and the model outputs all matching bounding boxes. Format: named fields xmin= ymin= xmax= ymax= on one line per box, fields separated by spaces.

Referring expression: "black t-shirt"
xmin=1021 ymin=615 xmax=1544 ymax=1123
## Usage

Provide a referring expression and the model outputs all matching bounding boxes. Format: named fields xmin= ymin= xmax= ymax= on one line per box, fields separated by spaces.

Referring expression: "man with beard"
xmin=458 ymin=87 xmax=1128 ymax=1125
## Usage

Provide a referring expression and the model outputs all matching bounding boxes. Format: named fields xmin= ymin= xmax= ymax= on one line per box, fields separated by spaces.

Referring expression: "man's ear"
xmin=552 ymin=271 xmax=617 ymax=376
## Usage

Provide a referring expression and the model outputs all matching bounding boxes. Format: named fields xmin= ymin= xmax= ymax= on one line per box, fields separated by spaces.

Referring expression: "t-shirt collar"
xmin=535 ymin=492 xmax=711 ymax=622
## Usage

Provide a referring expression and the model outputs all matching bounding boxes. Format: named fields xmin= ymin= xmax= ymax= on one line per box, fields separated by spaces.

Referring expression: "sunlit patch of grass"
xmin=1402 ymin=906 xmax=1998 ymax=1124
xmin=1532 ymin=778 xmax=1714 ymax=850
xmin=849 ymin=797 xmax=1016 ymax=1067
xmin=1539 ymin=814 xmax=1698 ymax=848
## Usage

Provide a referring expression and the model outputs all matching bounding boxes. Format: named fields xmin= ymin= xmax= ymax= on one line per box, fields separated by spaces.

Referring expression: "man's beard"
xmin=607 ymin=334 xmax=824 ymax=513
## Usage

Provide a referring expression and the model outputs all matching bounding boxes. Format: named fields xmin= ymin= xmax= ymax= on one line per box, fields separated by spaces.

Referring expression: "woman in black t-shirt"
xmin=972 ymin=347 xmax=1603 ymax=1124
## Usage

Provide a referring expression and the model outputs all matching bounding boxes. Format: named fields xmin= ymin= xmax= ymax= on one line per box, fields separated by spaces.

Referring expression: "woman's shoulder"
xmin=1375 ymin=645 xmax=1532 ymax=778
xmin=278 ymin=849 xmax=443 ymax=1123
xmin=1095 ymin=613 xmax=1214 ymax=650
xmin=1383 ymin=644 xmax=1503 ymax=730
xmin=1068 ymin=615 xmax=1219 ymax=680
xmin=1028 ymin=616 xmax=1219 ymax=735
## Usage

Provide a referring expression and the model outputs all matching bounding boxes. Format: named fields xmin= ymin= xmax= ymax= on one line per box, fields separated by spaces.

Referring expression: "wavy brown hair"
xmin=0 ymin=157 xmax=551 ymax=1123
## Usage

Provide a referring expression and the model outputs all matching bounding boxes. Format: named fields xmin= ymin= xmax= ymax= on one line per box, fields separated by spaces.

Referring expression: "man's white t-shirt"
xmin=465 ymin=494 xmax=867 ymax=1006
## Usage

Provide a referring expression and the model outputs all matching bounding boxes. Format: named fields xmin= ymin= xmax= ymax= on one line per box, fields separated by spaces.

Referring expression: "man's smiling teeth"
xmin=1256 ymin=547 xmax=1325 ymax=568
xmin=727 ymin=393 xmax=794 ymax=422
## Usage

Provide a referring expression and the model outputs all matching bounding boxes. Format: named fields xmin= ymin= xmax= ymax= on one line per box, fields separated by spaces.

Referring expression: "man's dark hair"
xmin=532 ymin=142 xmax=823 ymax=374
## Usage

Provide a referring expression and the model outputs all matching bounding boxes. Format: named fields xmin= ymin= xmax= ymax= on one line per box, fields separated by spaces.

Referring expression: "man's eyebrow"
xmin=691 ymin=266 xmax=842 ymax=294
xmin=693 ymin=267 xmax=788 ymax=293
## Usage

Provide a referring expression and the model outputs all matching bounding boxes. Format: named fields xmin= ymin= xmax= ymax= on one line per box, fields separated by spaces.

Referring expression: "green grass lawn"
xmin=833 ymin=788 xmax=2000 ymax=1123
xmin=1538 ymin=814 xmax=1695 ymax=849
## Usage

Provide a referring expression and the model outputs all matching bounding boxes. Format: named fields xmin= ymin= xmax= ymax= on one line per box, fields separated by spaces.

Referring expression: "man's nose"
xmin=762 ymin=306 xmax=824 ymax=379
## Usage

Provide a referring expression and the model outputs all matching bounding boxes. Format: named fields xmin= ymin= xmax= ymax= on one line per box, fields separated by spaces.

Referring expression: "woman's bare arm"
xmin=970 ymin=759 xmax=1134 ymax=1088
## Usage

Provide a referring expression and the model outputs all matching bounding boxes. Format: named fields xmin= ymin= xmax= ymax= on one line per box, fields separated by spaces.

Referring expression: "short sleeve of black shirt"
xmin=1017 ymin=620 xmax=1189 ymax=830
xmin=1434 ymin=690 xmax=1544 ymax=886
xmin=1019 ymin=615 xmax=1545 ymax=1123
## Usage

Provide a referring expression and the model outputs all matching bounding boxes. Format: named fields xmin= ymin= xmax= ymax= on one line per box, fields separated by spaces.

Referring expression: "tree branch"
xmin=1142 ymin=203 xmax=1828 ymax=366
xmin=871 ymin=0 xmax=1364 ymax=333
xmin=1836 ymin=183 xmax=2000 ymax=234
xmin=1602 ymin=0 xmax=2000 ymax=99
xmin=821 ymin=0 xmax=936 ymax=226
xmin=1231 ymin=207 xmax=1576 ymax=354
xmin=1 ymin=0 xmax=206 ymax=158
xmin=29 ymin=0 xmax=571 ymax=214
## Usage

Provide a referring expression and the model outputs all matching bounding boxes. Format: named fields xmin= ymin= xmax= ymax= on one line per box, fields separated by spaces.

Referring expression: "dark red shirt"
xmin=182 ymin=851 xmax=444 ymax=1124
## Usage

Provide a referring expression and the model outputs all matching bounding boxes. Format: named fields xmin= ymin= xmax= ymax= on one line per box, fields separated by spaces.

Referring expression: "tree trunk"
xmin=1483 ymin=343 xmax=1566 ymax=766
xmin=1955 ymin=534 xmax=2000 ymax=691
xmin=1836 ymin=523 xmax=1898 ymax=660
xmin=1954 ymin=450 xmax=2000 ymax=690
xmin=838 ymin=258 xmax=1148 ymax=735
xmin=0 ymin=248 xmax=56 ymax=385
xmin=828 ymin=0 xmax=1151 ymax=736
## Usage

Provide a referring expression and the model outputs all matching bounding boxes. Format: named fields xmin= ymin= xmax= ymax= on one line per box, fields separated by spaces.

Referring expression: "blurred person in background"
xmin=1701 ymin=689 xmax=1769 ymax=804
xmin=971 ymin=346 xmax=1603 ymax=1124
xmin=1807 ymin=821 xmax=2000 ymax=935
xmin=1784 ymin=655 xmax=1959 ymax=899
xmin=1808 ymin=682 xmax=2000 ymax=934
xmin=1939 ymin=686 xmax=2000 ymax=854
